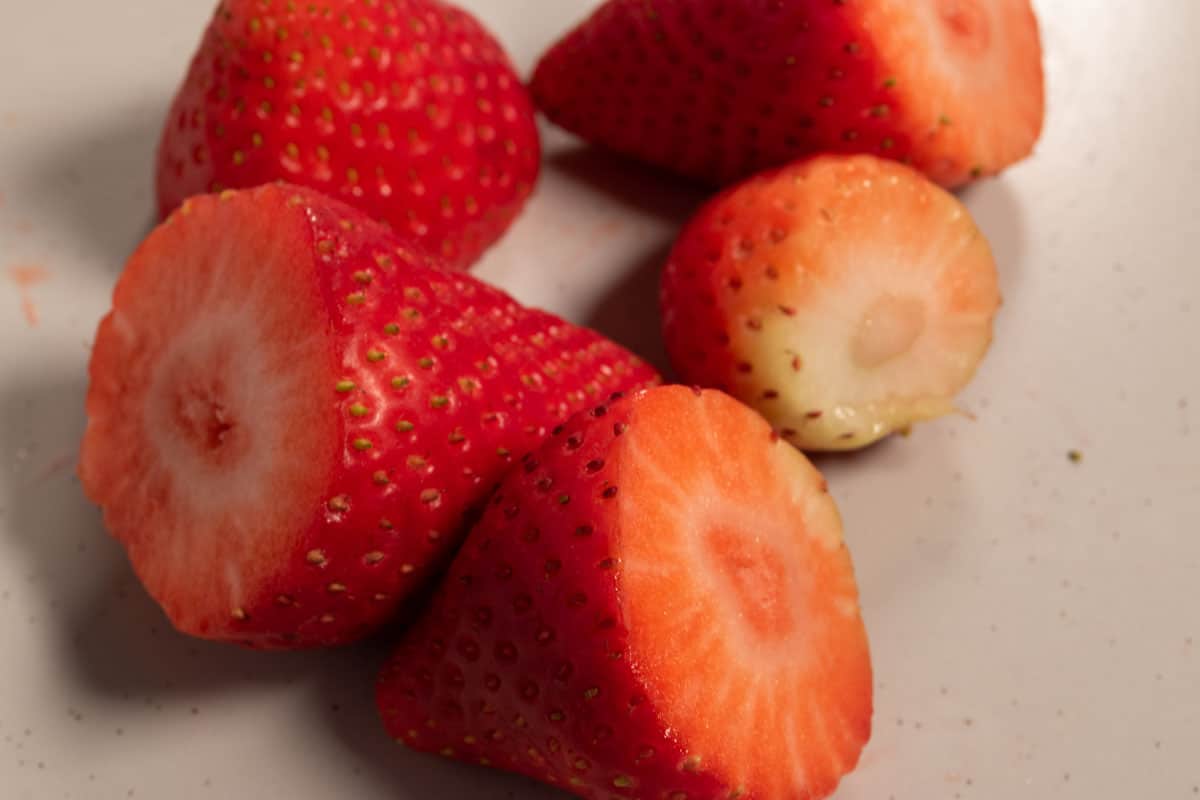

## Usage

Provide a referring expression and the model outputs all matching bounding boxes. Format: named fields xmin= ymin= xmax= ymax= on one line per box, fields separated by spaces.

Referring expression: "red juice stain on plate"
xmin=7 ymin=264 xmax=49 ymax=326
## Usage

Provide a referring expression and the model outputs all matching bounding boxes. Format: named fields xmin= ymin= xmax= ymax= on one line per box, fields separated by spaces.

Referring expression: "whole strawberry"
xmin=661 ymin=154 xmax=1000 ymax=451
xmin=157 ymin=0 xmax=539 ymax=269
xmin=378 ymin=386 xmax=873 ymax=800
xmin=79 ymin=184 xmax=657 ymax=649
xmin=533 ymin=0 xmax=1044 ymax=187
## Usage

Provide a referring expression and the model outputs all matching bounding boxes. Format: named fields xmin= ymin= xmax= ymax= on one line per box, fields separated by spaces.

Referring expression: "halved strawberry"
xmin=533 ymin=0 xmax=1044 ymax=187
xmin=157 ymin=0 xmax=540 ymax=269
xmin=79 ymin=184 xmax=658 ymax=649
xmin=661 ymin=154 xmax=1000 ymax=451
xmin=377 ymin=386 xmax=873 ymax=800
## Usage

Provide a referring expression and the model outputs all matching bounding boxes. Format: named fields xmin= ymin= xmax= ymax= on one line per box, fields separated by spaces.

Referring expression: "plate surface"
xmin=1 ymin=1 xmax=1198 ymax=798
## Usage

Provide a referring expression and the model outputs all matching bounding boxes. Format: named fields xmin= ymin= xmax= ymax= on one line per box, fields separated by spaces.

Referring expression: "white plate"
xmin=1 ymin=1 xmax=1198 ymax=798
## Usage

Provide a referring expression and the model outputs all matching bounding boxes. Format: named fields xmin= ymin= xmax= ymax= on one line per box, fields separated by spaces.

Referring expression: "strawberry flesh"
xmin=80 ymin=184 xmax=658 ymax=649
xmin=661 ymin=154 xmax=1001 ymax=451
xmin=377 ymin=386 xmax=873 ymax=799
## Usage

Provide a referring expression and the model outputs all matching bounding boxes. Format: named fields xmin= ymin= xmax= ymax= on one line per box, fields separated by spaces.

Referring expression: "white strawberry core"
xmin=851 ymin=293 xmax=928 ymax=369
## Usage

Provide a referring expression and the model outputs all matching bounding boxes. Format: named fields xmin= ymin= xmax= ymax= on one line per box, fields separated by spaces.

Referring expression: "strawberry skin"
xmin=661 ymin=154 xmax=1000 ymax=451
xmin=157 ymin=0 xmax=539 ymax=269
xmin=533 ymin=0 xmax=1044 ymax=187
xmin=79 ymin=184 xmax=658 ymax=649
xmin=378 ymin=386 xmax=873 ymax=800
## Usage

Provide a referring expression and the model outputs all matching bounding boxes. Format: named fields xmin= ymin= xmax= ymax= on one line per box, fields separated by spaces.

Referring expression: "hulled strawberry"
xmin=661 ymin=154 xmax=1000 ymax=451
xmin=79 ymin=184 xmax=658 ymax=649
xmin=157 ymin=0 xmax=539 ymax=269
xmin=378 ymin=385 xmax=873 ymax=800
xmin=533 ymin=0 xmax=1044 ymax=187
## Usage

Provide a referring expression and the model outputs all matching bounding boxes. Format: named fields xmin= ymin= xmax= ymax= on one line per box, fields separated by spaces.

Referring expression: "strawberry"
xmin=157 ymin=0 xmax=539 ymax=269
xmin=79 ymin=184 xmax=658 ymax=649
xmin=377 ymin=385 xmax=873 ymax=800
xmin=532 ymin=0 xmax=1044 ymax=187
xmin=660 ymin=154 xmax=1000 ymax=451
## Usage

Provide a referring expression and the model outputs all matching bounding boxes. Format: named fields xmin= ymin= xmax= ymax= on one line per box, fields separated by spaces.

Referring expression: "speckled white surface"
xmin=1 ymin=1 xmax=1198 ymax=798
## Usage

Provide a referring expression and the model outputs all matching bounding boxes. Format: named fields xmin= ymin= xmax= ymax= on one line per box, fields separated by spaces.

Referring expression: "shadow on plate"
xmin=958 ymin=177 xmax=1027 ymax=302
xmin=13 ymin=99 xmax=165 ymax=273
xmin=546 ymin=145 xmax=709 ymax=228
xmin=582 ymin=242 xmax=676 ymax=380
xmin=810 ymin=423 xmax=975 ymax=616
xmin=0 ymin=369 xmax=320 ymax=702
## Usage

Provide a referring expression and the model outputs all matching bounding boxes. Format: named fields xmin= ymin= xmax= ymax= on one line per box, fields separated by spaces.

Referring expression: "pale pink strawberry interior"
xmin=859 ymin=0 xmax=1044 ymax=181
xmin=81 ymin=194 xmax=336 ymax=636
xmin=612 ymin=388 xmax=873 ymax=798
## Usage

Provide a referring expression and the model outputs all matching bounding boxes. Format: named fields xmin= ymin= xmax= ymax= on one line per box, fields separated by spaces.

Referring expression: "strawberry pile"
xmin=81 ymin=0 xmax=1043 ymax=797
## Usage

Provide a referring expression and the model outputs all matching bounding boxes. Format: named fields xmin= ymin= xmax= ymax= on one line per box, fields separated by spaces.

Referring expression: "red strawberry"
xmin=157 ymin=0 xmax=539 ymax=269
xmin=661 ymin=154 xmax=1000 ymax=451
xmin=533 ymin=0 xmax=1044 ymax=187
xmin=378 ymin=385 xmax=873 ymax=800
xmin=79 ymin=184 xmax=658 ymax=649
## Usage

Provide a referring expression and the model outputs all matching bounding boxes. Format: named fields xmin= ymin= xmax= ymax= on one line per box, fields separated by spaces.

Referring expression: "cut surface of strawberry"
xmin=157 ymin=0 xmax=540 ymax=269
xmin=80 ymin=184 xmax=658 ymax=648
xmin=83 ymin=189 xmax=339 ymax=639
xmin=532 ymin=0 xmax=1044 ymax=187
xmin=661 ymin=154 xmax=1001 ymax=451
xmin=378 ymin=386 xmax=872 ymax=800
xmin=859 ymin=0 xmax=1045 ymax=185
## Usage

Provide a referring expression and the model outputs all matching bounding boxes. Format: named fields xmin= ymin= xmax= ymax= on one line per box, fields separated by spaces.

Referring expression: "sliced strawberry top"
xmin=378 ymin=386 xmax=872 ymax=799
xmin=81 ymin=184 xmax=658 ymax=648
xmin=859 ymin=0 xmax=1045 ymax=184
xmin=662 ymin=154 xmax=1000 ymax=450
xmin=532 ymin=0 xmax=1043 ymax=187
xmin=158 ymin=0 xmax=540 ymax=269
